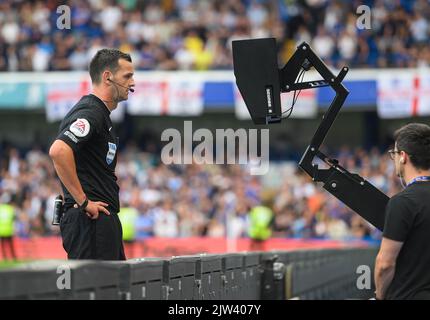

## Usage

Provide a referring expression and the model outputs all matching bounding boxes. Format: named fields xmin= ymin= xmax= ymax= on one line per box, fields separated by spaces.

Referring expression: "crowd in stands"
xmin=0 ymin=143 xmax=401 ymax=241
xmin=0 ymin=0 xmax=429 ymax=72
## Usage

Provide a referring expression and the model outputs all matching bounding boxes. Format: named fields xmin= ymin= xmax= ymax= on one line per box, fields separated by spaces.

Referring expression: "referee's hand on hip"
xmin=74 ymin=200 xmax=110 ymax=219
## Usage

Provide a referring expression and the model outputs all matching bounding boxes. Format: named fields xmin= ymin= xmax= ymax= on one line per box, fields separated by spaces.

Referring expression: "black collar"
xmin=89 ymin=93 xmax=112 ymax=115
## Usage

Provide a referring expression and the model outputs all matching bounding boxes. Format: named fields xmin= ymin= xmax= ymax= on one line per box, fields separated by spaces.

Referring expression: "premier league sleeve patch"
xmin=70 ymin=118 xmax=91 ymax=137
xmin=106 ymin=142 xmax=117 ymax=165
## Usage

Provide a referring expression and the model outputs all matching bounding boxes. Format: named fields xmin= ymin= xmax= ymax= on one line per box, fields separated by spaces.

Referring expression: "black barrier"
xmin=285 ymin=248 xmax=377 ymax=300
xmin=0 ymin=260 xmax=125 ymax=300
xmin=220 ymin=253 xmax=244 ymax=300
xmin=242 ymin=252 xmax=261 ymax=300
xmin=260 ymin=253 xmax=282 ymax=300
xmin=118 ymin=258 xmax=169 ymax=300
xmin=166 ymin=255 xmax=200 ymax=300
xmin=197 ymin=254 xmax=223 ymax=300
xmin=0 ymin=260 xmax=69 ymax=299
xmin=0 ymin=248 xmax=378 ymax=300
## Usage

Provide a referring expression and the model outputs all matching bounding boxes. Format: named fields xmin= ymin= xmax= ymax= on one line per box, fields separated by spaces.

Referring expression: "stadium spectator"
xmin=0 ymin=193 xmax=17 ymax=261
xmin=248 ymin=202 xmax=273 ymax=251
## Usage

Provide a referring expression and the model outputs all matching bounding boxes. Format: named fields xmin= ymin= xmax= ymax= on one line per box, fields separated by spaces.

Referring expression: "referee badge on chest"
xmin=106 ymin=142 xmax=117 ymax=165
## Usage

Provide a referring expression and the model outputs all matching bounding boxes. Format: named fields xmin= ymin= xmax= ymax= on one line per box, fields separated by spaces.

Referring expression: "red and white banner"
xmin=45 ymin=81 xmax=90 ymax=122
xmin=127 ymin=81 xmax=166 ymax=115
xmin=377 ymin=72 xmax=430 ymax=118
xmin=127 ymin=79 xmax=204 ymax=116
xmin=45 ymin=79 xmax=125 ymax=122
xmin=234 ymin=85 xmax=317 ymax=120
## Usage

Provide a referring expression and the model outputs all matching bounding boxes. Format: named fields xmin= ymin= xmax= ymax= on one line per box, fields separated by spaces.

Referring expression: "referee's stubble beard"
xmin=107 ymin=59 xmax=135 ymax=110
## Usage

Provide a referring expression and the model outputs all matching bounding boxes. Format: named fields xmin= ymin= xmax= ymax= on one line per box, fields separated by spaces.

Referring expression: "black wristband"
xmin=79 ymin=197 xmax=89 ymax=209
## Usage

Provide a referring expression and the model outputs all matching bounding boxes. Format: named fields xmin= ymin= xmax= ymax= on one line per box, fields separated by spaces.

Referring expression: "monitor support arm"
xmin=280 ymin=42 xmax=389 ymax=231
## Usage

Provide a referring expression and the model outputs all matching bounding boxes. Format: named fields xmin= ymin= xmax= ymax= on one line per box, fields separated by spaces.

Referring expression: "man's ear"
xmin=102 ymin=70 xmax=111 ymax=84
xmin=400 ymin=151 xmax=407 ymax=164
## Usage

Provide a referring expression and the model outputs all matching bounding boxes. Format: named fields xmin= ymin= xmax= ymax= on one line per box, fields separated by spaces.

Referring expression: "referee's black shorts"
xmin=60 ymin=206 xmax=126 ymax=260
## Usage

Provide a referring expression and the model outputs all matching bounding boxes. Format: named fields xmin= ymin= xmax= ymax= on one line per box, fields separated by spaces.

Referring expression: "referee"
xmin=375 ymin=123 xmax=430 ymax=299
xmin=49 ymin=49 xmax=135 ymax=260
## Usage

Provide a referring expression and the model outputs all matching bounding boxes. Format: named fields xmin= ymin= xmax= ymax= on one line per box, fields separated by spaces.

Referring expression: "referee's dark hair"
xmin=394 ymin=123 xmax=430 ymax=170
xmin=89 ymin=48 xmax=132 ymax=84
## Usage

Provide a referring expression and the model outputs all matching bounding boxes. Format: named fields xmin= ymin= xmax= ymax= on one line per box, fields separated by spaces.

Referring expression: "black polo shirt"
xmin=383 ymin=181 xmax=430 ymax=300
xmin=56 ymin=94 xmax=120 ymax=213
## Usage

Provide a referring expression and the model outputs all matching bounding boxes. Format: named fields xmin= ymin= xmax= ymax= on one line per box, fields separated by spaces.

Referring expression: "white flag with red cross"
xmin=377 ymin=71 xmax=430 ymax=119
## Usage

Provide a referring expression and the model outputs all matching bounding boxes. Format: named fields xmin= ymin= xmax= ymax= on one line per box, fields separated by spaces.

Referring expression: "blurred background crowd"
xmin=0 ymin=0 xmax=429 ymax=72
xmin=0 ymin=144 xmax=400 ymax=241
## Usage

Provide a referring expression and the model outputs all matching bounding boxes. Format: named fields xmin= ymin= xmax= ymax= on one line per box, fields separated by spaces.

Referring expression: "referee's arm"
xmin=49 ymin=140 xmax=110 ymax=219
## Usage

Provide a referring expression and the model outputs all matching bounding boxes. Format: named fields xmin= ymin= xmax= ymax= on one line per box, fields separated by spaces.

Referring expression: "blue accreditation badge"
xmin=106 ymin=142 xmax=117 ymax=165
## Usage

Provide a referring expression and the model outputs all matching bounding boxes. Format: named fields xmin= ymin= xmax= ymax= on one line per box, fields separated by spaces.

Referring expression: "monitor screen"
xmin=232 ymin=38 xmax=282 ymax=125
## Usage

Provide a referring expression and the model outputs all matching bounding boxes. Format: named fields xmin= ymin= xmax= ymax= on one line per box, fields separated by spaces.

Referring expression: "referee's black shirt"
xmin=56 ymin=94 xmax=120 ymax=213
xmin=383 ymin=181 xmax=430 ymax=299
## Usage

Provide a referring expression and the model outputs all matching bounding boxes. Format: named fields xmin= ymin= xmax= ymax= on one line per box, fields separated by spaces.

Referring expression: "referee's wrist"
xmin=78 ymin=196 xmax=89 ymax=209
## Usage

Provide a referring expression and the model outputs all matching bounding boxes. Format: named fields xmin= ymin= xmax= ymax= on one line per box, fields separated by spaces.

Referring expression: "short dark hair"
xmin=394 ymin=123 xmax=430 ymax=170
xmin=89 ymin=48 xmax=132 ymax=84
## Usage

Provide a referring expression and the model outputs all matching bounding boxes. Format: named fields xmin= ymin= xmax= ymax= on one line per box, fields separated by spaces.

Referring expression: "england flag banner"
xmin=417 ymin=73 xmax=430 ymax=117
xmin=377 ymin=71 xmax=430 ymax=118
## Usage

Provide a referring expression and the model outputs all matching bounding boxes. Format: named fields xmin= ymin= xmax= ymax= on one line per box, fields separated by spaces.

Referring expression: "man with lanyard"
xmin=49 ymin=49 xmax=135 ymax=260
xmin=375 ymin=123 xmax=430 ymax=299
